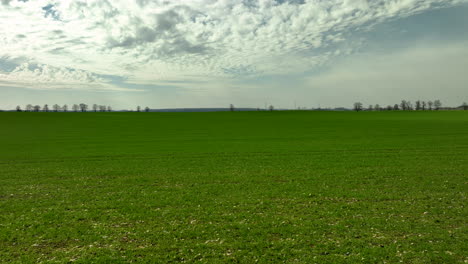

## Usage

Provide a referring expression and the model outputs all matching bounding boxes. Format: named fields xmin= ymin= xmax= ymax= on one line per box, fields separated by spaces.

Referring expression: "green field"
xmin=0 ymin=111 xmax=467 ymax=263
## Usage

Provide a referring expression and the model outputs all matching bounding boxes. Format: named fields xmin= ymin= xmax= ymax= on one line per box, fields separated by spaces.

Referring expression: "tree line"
xmin=15 ymin=104 xmax=153 ymax=112
xmin=13 ymin=101 xmax=468 ymax=112
xmin=353 ymin=100 xmax=468 ymax=112
xmin=16 ymin=104 xmax=112 ymax=112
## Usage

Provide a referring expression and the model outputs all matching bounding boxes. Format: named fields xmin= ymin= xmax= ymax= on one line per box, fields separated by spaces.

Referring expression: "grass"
xmin=0 ymin=111 xmax=467 ymax=263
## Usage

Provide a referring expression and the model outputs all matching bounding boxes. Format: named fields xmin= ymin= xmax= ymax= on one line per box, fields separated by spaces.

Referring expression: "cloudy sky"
xmin=1 ymin=0 xmax=467 ymax=110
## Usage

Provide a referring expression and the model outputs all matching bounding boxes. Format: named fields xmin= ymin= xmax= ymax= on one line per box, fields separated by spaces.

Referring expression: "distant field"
xmin=0 ymin=111 xmax=467 ymax=263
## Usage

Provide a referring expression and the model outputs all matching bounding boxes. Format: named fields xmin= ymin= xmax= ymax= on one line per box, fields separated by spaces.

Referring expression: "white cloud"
xmin=0 ymin=0 xmax=467 ymax=91
xmin=0 ymin=63 xmax=139 ymax=91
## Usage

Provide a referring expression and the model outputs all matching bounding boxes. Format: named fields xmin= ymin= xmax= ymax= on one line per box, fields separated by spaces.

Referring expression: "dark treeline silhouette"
xmin=136 ymin=106 xmax=151 ymax=112
xmin=351 ymin=100 xmax=462 ymax=112
xmin=11 ymin=101 xmax=468 ymax=112
xmin=229 ymin=104 xmax=277 ymax=111
xmin=19 ymin=103 xmax=113 ymax=112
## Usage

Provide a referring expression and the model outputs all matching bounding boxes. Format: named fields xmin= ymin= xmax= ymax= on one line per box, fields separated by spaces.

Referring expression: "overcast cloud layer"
xmin=1 ymin=0 xmax=467 ymax=109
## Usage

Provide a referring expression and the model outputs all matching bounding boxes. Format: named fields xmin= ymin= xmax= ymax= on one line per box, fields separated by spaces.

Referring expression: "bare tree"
xmin=53 ymin=104 xmax=60 ymax=112
xmin=427 ymin=101 xmax=433 ymax=110
xmin=434 ymin=100 xmax=442 ymax=110
xmin=79 ymin=103 xmax=88 ymax=112
xmin=269 ymin=105 xmax=274 ymax=111
xmin=72 ymin=104 xmax=79 ymax=112
xmin=92 ymin=104 xmax=98 ymax=112
xmin=107 ymin=106 xmax=112 ymax=112
xmin=463 ymin=102 xmax=468 ymax=110
xmin=415 ymin=100 xmax=421 ymax=110
xmin=368 ymin=105 xmax=373 ymax=111
xmin=63 ymin=104 xmax=68 ymax=112
xmin=26 ymin=104 xmax=33 ymax=112
xmin=33 ymin=105 xmax=41 ymax=112
xmin=230 ymin=104 xmax=235 ymax=112
xmin=16 ymin=105 xmax=22 ymax=112
xmin=386 ymin=105 xmax=392 ymax=111
xmin=145 ymin=107 xmax=150 ymax=112
xmin=400 ymin=100 xmax=407 ymax=111
xmin=407 ymin=101 xmax=413 ymax=110
xmin=43 ymin=104 xmax=49 ymax=112
xmin=374 ymin=104 xmax=380 ymax=111
xmin=393 ymin=104 xmax=400 ymax=110
xmin=99 ymin=105 xmax=106 ymax=112
xmin=137 ymin=106 xmax=141 ymax=112
xmin=422 ymin=101 xmax=426 ymax=111
xmin=401 ymin=101 xmax=413 ymax=110
xmin=353 ymin=102 xmax=363 ymax=112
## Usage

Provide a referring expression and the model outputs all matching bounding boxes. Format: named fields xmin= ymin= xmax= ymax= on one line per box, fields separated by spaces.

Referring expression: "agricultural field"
xmin=0 ymin=111 xmax=467 ymax=263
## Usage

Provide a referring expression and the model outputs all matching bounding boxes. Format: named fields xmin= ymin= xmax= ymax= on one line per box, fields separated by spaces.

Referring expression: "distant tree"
xmin=62 ymin=104 xmax=68 ymax=112
xmin=463 ymin=102 xmax=468 ymax=110
xmin=401 ymin=100 xmax=413 ymax=110
xmin=427 ymin=101 xmax=433 ymax=110
xmin=107 ymin=106 xmax=112 ymax=112
xmin=72 ymin=104 xmax=79 ymax=112
xmin=230 ymin=104 xmax=235 ymax=112
xmin=26 ymin=104 xmax=33 ymax=112
xmin=393 ymin=104 xmax=399 ymax=111
xmin=415 ymin=100 xmax=421 ymax=110
xmin=353 ymin=102 xmax=363 ymax=112
xmin=53 ymin=104 xmax=60 ymax=112
xmin=92 ymin=104 xmax=98 ymax=112
xmin=43 ymin=104 xmax=49 ymax=112
xmin=368 ymin=105 xmax=373 ymax=111
xmin=407 ymin=101 xmax=413 ymax=110
xmin=16 ymin=105 xmax=22 ymax=112
xmin=269 ymin=105 xmax=274 ymax=111
xmin=33 ymin=105 xmax=41 ymax=112
xmin=434 ymin=100 xmax=442 ymax=110
xmin=386 ymin=105 xmax=392 ymax=111
xmin=422 ymin=101 xmax=426 ymax=111
xmin=79 ymin=103 xmax=88 ymax=112
xmin=400 ymin=100 xmax=407 ymax=111
xmin=137 ymin=106 xmax=141 ymax=112
xmin=145 ymin=107 xmax=150 ymax=112
xmin=374 ymin=104 xmax=380 ymax=111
